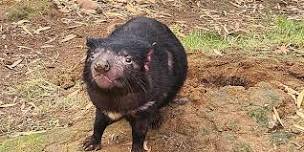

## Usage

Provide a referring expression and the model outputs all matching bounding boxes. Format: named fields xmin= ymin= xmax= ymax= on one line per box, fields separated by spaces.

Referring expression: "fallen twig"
xmin=41 ymin=44 xmax=55 ymax=48
xmin=281 ymin=84 xmax=299 ymax=103
xmin=273 ymin=107 xmax=285 ymax=128
xmin=10 ymin=130 xmax=47 ymax=137
xmin=0 ymin=103 xmax=17 ymax=108
xmin=34 ymin=26 xmax=51 ymax=34
xmin=294 ymin=124 xmax=304 ymax=132
xmin=18 ymin=46 xmax=34 ymax=50
xmin=13 ymin=19 xmax=30 ymax=25
xmin=45 ymin=36 xmax=58 ymax=44
xmin=60 ymin=34 xmax=77 ymax=43
xmin=67 ymin=24 xmax=82 ymax=29
xmin=21 ymin=25 xmax=33 ymax=36
xmin=93 ymin=19 xmax=107 ymax=23
xmin=296 ymin=89 xmax=304 ymax=108
xmin=5 ymin=58 xmax=23 ymax=69
xmin=73 ymin=21 xmax=88 ymax=26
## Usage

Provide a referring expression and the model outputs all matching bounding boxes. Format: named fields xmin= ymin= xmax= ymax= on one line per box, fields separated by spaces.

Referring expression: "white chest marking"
xmin=103 ymin=101 xmax=156 ymax=120
xmin=105 ymin=111 xmax=123 ymax=120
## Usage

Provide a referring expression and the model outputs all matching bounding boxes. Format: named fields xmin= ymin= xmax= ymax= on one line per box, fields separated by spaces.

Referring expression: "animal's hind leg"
xmin=149 ymin=110 xmax=163 ymax=129
xmin=127 ymin=113 xmax=149 ymax=152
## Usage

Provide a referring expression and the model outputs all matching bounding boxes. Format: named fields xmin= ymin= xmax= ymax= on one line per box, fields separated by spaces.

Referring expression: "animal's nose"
xmin=94 ymin=60 xmax=110 ymax=73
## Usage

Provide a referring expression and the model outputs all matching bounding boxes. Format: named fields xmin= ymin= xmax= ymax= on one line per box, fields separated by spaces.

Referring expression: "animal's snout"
xmin=94 ymin=60 xmax=110 ymax=73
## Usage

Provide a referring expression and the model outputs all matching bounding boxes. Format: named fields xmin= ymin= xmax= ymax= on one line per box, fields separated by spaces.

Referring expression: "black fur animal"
xmin=83 ymin=17 xmax=188 ymax=152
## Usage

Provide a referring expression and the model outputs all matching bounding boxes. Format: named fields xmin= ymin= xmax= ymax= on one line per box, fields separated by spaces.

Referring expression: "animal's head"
xmin=85 ymin=37 xmax=154 ymax=91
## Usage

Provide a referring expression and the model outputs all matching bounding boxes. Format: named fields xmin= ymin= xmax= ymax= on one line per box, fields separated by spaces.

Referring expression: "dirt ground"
xmin=1 ymin=0 xmax=304 ymax=152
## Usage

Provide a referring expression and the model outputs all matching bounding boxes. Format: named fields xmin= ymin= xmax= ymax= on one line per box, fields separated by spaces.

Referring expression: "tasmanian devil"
xmin=83 ymin=16 xmax=188 ymax=152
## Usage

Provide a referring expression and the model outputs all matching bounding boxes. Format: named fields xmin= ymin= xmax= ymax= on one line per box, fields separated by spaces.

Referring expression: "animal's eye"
xmin=89 ymin=52 xmax=96 ymax=60
xmin=125 ymin=57 xmax=132 ymax=64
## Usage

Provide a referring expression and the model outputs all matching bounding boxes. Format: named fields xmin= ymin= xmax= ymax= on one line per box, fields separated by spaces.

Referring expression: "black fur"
xmin=83 ymin=17 xmax=188 ymax=152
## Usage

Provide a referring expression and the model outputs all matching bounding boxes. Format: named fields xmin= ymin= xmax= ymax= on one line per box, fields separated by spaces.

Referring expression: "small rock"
xmin=288 ymin=64 xmax=304 ymax=78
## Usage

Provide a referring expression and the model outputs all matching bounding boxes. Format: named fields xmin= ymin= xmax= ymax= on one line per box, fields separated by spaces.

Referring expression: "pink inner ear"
xmin=144 ymin=49 xmax=153 ymax=71
xmin=144 ymin=65 xmax=149 ymax=71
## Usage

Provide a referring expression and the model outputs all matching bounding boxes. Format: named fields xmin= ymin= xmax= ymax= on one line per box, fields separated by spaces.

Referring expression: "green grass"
xmin=181 ymin=17 xmax=304 ymax=52
xmin=0 ymin=134 xmax=46 ymax=152
xmin=271 ymin=131 xmax=293 ymax=146
xmin=233 ymin=142 xmax=253 ymax=152
xmin=6 ymin=0 xmax=50 ymax=21
xmin=248 ymin=108 xmax=269 ymax=127
xmin=182 ymin=31 xmax=230 ymax=51
xmin=266 ymin=17 xmax=304 ymax=47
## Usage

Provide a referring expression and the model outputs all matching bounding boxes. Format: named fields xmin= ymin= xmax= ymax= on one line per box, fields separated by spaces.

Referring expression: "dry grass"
xmin=1 ymin=58 xmax=89 ymax=135
xmin=0 ymin=133 xmax=45 ymax=152
xmin=232 ymin=142 xmax=253 ymax=152
xmin=6 ymin=0 xmax=50 ymax=21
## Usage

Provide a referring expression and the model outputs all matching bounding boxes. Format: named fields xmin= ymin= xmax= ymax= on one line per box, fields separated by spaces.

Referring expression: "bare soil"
xmin=1 ymin=0 xmax=304 ymax=152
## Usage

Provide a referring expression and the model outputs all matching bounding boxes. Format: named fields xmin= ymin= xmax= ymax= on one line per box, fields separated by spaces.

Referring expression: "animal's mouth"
xmin=93 ymin=73 xmax=115 ymax=89
xmin=100 ymin=74 xmax=113 ymax=83
xmin=90 ymin=62 xmax=124 ymax=89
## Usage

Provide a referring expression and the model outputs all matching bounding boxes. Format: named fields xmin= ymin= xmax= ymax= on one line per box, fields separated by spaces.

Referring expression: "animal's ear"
xmin=144 ymin=45 xmax=154 ymax=72
xmin=86 ymin=37 xmax=104 ymax=49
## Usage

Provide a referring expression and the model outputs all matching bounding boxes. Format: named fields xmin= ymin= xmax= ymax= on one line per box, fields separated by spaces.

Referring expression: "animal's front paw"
xmin=83 ymin=136 xmax=101 ymax=151
xmin=131 ymin=147 xmax=144 ymax=152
